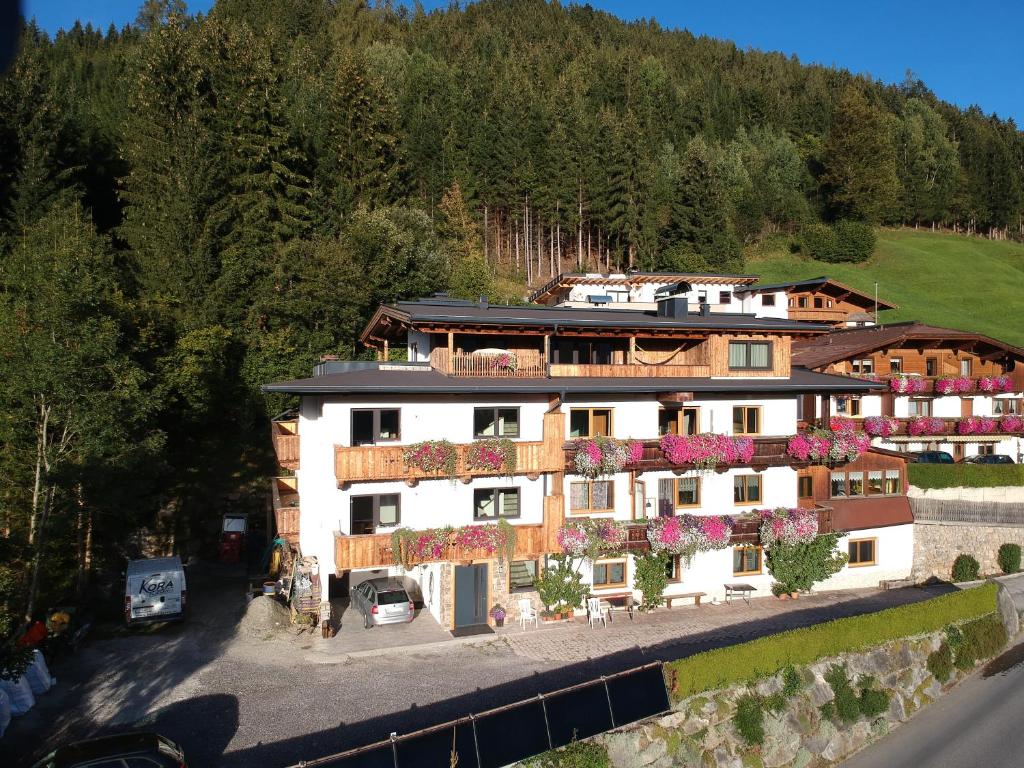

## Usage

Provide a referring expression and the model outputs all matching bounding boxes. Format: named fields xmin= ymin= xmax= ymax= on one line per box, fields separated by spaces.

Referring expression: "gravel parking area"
xmin=6 ymin=562 xmax=952 ymax=767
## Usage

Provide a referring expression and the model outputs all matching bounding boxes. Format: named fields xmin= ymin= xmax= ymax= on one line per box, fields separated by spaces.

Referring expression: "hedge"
xmin=664 ymin=584 xmax=997 ymax=700
xmin=908 ymin=464 xmax=1024 ymax=489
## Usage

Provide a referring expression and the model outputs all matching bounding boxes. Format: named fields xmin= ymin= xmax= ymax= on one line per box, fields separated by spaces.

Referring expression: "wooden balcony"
xmin=547 ymin=363 xmax=711 ymax=378
xmin=812 ymin=417 xmax=1022 ymax=438
xmin=334 ymin=523 xmax=549 ymax=572
xmin=271 ymin=476 xmax=300 ymax=544
xmin=335 ymin=412 xmax=566 ymax=486
xmin=563 ymin=436 xmax=803 ymax=474
xmin=271 ymin=418 xmax=300 ymax=470
xmin=429 ymin=348 xmax=546 ymax=377
xmin=622 ymin=508 xmax=834 ymax=550
xmin=788 ymin=308 xmax=850 ymax=324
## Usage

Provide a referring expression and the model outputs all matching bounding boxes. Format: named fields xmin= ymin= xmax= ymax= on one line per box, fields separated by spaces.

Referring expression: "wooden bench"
xmin=724 ymin=583 xmax=756 ymax=606
xmin=665 ymin=591 xmax=706 ymax=608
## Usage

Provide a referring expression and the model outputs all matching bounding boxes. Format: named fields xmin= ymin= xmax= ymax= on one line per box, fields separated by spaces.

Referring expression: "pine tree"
xmin=439 ymin=181 xmax=491 ymax=299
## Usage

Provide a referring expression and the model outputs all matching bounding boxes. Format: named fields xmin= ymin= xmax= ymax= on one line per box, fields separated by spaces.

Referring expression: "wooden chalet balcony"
xmin=271 ymin=418 xmax=300 ymax=470
xmin=334 ymin=523 xmax=548 ymax=572
xmin=271 ymin=476 xmax=300 ymax=544
xmin=563 ymin=436 xmax=801 ymax=473
xmin=335 ymin=412 xmax=566 ymax=486
xmin=831 ymin=373 xmax=1021 ymax=395
xmin=429 ymin=348 xmax=546 ymax=377
xmin=620 ymin=508 xmax=835 ymax=552
xmin=788 ymin=308 xmax=849 ymax=324
xmin=547 ymin=363 xmax=711 ymax=378
xmin=811 ymin=417 xmax=1022 ymax=438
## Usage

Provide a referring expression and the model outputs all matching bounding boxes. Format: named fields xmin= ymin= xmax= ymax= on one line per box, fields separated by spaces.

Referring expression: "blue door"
xmin=454 ymin=564 xmax=488 ymax=627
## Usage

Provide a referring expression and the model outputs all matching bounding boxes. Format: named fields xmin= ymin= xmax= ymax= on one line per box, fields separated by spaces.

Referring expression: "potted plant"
xmin=771 ymin=582 xmax=789 ymax=600
xmin=490 ymin=604 xmax=506 ymax=627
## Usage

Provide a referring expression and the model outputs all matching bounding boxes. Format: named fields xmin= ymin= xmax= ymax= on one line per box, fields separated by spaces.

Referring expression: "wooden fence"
xmin=911 ymin=497 xmax=1024 ymax=527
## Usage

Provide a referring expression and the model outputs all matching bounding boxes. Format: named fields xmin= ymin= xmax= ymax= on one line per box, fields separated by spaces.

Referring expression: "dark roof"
xmin=361 ymin=299 xmax=832 ymax=343
xmin=793 ymin=322 xmax=1024 ymax=369
xmin=736 ymin=277 xmax=898 ymax=310
xmin=262 ymin=362 xmax=883 ymax=395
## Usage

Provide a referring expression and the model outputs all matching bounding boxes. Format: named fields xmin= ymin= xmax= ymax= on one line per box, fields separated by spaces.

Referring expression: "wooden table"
xmin=724 ymin=583 xmax=756 ymax=606
xmin=594 ymin=592 xmax=634 ymax=621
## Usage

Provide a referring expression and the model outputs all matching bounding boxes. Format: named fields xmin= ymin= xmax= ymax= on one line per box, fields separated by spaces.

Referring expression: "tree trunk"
xmin=26 ymin=486 xmax=54 ymax=622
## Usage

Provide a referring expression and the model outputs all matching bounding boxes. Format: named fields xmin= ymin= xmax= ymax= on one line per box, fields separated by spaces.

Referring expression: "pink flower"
xmin=957 ymin=416 xmax=996 ymax=435
xmin=830 ymin=417 xmax=856 ymax=432
xmin=626 ymin=441 xmax=645 ymax=464
xmin=1000 ymin=415 xmax=1024 ymax=433
xmin=863 ymin=416 xmax=899 ymax=437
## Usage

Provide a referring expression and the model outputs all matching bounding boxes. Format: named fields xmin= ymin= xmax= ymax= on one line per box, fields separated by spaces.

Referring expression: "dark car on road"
xmin=963 ymin=454 xmax=1016 ymax=464
xmin=350 ymin=577 xmax=415 ymax=628
xmin=31 ymin=732 xmax=188 ymax=768
xmin=912 ymin=450 xmax=955 ymax=464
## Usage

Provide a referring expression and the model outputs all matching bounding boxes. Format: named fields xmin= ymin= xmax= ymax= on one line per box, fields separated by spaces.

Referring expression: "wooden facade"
xmin=707 ymin=334 xmax=791 ymax=378
xmin=335 ymin=412 xmax=566 ymax=486
xmin=798 ymin=450 xmax=908 ymax=507
xmin=827 ymin=347 xmax=1006 ymax=380
xmin=271 ymin=476 xmax=300 ymax=545
xmin=271 ymin=418 xmax=300 ymax=470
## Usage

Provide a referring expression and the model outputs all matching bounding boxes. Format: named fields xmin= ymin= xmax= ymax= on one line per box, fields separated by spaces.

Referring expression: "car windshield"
xmin=376 ymin=589 xmax=409 ymax=605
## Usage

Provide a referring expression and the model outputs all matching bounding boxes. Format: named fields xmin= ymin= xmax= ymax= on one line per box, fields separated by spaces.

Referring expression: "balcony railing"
xmin=429 ymin=348 xmax=547 ymax=377
xmin=831 ymin=373 xmax=1021 ymax=395
xmin=334 ymin=523 xmax=548 ymax=572
xmin=547 ymin=363 xmax=711 ymax=378
xmin=335 ymin=412 xmax=566 ymax=486
xmin=271 ymin=476 xmax=300 ymax=544
xmin=562 ymin=436 xmax=801 ymax=473
xmin=788 ymin=308 xmax=849 ymax=323
xmin=271 ymin=418 xmax=300 ymax=470
xmin=621 ymin=508 xmax=834 ymax=550
xmin=812 ymin=417 xmax=1023 ymax=438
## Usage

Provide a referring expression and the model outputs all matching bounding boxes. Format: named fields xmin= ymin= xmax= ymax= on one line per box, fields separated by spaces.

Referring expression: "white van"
xmin=124 ymin=556 xmax=187 ymax=625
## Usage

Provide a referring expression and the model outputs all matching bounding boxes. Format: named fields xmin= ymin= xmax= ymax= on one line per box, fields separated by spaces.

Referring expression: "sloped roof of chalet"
xmin=529 ymin=271 xmax=759 ymax=302
xmin=736 ymin=277 xmax=898 ymax=311
xmin=262 ymin=362 xmax=883 ymax=395
xmin=361 ymin=298 xmax=832 ymax=344
xmin=792 ymin=321 xmax=1024 ymax=369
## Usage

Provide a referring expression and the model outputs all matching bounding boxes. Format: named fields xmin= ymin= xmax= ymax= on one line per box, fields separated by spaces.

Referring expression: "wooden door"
xmin=454 ymin=564 xmax=488 ymax=627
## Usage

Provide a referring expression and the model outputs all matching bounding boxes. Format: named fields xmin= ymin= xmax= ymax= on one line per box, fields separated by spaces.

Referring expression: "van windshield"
xmin=377 ymin=589 xmax=409 ymax=605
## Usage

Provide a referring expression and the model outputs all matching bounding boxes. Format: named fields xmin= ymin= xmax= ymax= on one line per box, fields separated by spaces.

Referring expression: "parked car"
xmin=31 ymin=732 xmax=188 ymax=768
xmin=350 ymin=577 xmax=415 ymax=628
xmin=912 ymin=451 xmax=955 ymax=464
xmin=124 ymin=556 xmax=187 ymax=625
xmin=963 ymin=454 xmax=1016 ymax=464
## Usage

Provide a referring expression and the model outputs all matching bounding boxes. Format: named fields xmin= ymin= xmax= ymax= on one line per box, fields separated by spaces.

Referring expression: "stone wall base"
xmin=912 ymin=521 xmax=1024 ymax=581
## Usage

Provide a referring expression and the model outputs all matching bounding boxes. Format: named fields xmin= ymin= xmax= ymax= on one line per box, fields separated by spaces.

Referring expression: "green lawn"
xmin=747 ymin=229 xmax=1024 ymax=347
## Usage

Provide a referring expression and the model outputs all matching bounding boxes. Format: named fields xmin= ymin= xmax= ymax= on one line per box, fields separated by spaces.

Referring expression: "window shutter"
xmin=501 ymin=490 xmax=520 ymax=517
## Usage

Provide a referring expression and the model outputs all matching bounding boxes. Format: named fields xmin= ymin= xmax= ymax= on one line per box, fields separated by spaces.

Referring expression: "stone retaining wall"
xmin=913 ymin=521 xmax=1024 ymax=581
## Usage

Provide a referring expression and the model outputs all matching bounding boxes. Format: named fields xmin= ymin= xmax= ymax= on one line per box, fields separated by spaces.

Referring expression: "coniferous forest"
xmin=1 ymin=0 xmax=1022 ymax=658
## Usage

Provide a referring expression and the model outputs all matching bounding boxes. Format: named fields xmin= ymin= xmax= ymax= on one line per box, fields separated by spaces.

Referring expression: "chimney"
xmin=700 ymin=302 xmax=711 ymax=317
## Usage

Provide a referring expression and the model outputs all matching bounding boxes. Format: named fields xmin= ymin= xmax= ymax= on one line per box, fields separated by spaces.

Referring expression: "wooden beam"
xmin=629 ymin=335 xmax=636 ymax=364
xmin=447 ymin=330 xmax=454 ymax=360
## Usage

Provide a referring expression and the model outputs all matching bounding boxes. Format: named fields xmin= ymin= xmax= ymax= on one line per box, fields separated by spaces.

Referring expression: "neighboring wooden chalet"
xmin=735 ymin=277 xmax=898 ymax=327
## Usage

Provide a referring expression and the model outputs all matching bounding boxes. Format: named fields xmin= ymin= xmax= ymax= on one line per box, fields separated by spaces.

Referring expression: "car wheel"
xmin=363 ymin=612 xmax=370 ymax=629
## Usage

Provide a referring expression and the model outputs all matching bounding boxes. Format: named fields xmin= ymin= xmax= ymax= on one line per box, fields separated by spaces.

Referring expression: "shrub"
xmin=765 ymin=532 xmax=848 ymax=592
xmin=763 ymin=691 xmax=787 ymax=713
xmin=824 ymin=664 xmax=861 ymax=724
xmin=856 ymin=674 xmax=891 ymax=718
xmin=998 ymin=543 xmax=1021 ymax=575
xmin=734 ymin=694 xmax=765 ymax=745
xmin=908 ymin=463 xmax=1024 ymax=489
xmin=927 ymin=641 xmax=954 ymax=683
xmin=831 ymin=220 xmax=876 ymax=263
xmin=800 ymin=222 xmax=837 ymax=261
xmin=528 ymin=740 xmax=610 ymax=768
xmin=952 ymin=554 xmax=980 ymax=583
xmin=534 ymin=555 xmax=587 ymax=610
xmin=633 ymin=552 xmax=669 ymax=612
xmin=782 ymin=665 xmax=802 ymax=697
xmin=954 ymin=613 xmax=1008 ymax=671
xmin=664 ymin=584 xmax=997 ymax=700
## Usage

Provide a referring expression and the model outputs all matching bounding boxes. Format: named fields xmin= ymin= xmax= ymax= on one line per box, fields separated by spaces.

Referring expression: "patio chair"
xmin=517 ymin=598 xmax=538 ymax=629
xmin=587 ymin=597 xmax=607 ymax=628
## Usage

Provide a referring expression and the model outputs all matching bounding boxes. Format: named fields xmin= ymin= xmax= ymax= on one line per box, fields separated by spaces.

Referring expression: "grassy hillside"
xmin=747 ymin=229 xmax=1024 ymax=347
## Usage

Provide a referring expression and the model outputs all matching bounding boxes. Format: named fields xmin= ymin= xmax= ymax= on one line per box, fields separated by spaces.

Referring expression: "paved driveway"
xmin=327 ymin=599 xmax=451 ymax=654
xmin=7 ymin=565 xmax=953 ymax=768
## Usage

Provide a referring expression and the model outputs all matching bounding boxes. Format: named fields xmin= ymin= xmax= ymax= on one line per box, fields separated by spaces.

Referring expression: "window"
xmin=798 ymin=297 xmax=809 ymax=309
xmin=907 ymin=398 xmax=932 ymax=417
xmin=762 ymin=294 xmax=776 ymax=307
xmin=474 ymin=407 xmax=520 ymax=438
xmin=733 ymin=546 xmax=762 ymax=575
xmin=351 ymin=409 xmax=400 ymax=445
xmin=665 ymin=555 xmax=682 ymax=582
xmin=848 ymin=538 xmax=876 ymax=567
xmin=697 ymin=290 xmax=708 ymax=304
xmin=835 ymin=396 xmax=862 ymax=416
xmin=569 ymin=408 xmax=612 ymax=438
xmin=473 ymin=488 xmax=520 ymax=520
xmin=890 ymin=358 xmax=903 ymax=374
xmin=733 ymin=475 xmax=762 ymax=504
xmin=658 ymin=406 xmax=700 ymax=436
xmin=593 ymin=559 xmax=626 ymax=588
xmin=719 ymin=291 xmax=732 ymax=304
xmin=733 ymin=406 xmax=762 ymax=435
xmin=830 ymin=471 xmax=846 ymax=498
xmin=509 ymin=559 xmax=538 ymax=591
xmin=960 ymin=359 xmax=972 ymax=376
xmin=852 ymin=358 xmax=874 ymax=375
xmin=926 ymin=357 xmax=938 ymax=377
xmin=979 ymin=444 xmax=995 ymax=456
xmin=350 ymin=494 xmax=401 ymax=534
xmin=798 ymin=474 xmax=813 ymax=499
xmin=868 ymin=471 xmax=884 ymax=495
xmin=993 ymin=399 xmax=1022 ymax=415
xmin=570 ymin=481 xmax=613 ymax=514
xmin=728 ymin=341 xmax=772 ymax=370
xmin=676 ymin=477 xmax=701 ymax=507
xmin=847 ymin=472 xmax=864 ymax=496
xmin=814 ymin=297 xmax=824 ymax=309
xmin=884 ymin=470 xmax=901 ymax=494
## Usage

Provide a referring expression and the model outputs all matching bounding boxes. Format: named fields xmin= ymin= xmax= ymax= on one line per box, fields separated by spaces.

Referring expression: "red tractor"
xmin=217 ymin=514 xmax=248 ymax=564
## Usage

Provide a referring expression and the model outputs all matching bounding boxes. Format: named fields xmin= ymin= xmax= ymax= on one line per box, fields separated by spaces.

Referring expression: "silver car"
xmin=351 ymin=577 xmax=415 ymax=628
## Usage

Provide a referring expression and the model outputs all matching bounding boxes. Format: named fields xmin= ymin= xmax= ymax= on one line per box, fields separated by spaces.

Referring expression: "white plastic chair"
xmin=587 ymin=597 xmax=607 ymax=628
xmin=517 ymin=598 xmax=538 ymax=629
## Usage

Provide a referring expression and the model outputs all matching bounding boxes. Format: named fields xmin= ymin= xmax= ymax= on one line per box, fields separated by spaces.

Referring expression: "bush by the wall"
xmin=908 ymin=463 xmax=1024 ymax=489
xmin=782 ymin=665 xmax=802 ymax=697
xmin=830 ymin=221 xmax=876 ymax=263
xmin=766 ymin=533 xmax=848 ymax=593
xmin=664 ymin=584 xmax=997 ymax=700
xmin=734 ymin=694 xmax=766 ymax=745
xmin=633 ymin=552 xmax=668 ymax=612
xmin=823 ymin=664 xmax=860 ymax=724
xmin=998 ymin=543 xmax=1021 ymax=575
xmin=952 ymin=554 xmax=980 ymax=583
xmin=856 ymin=675 xmax=891 ymax=718
xmin=927 ymin=641 xmax=954 ymax=683
xmin=953 ymin=613 xmax=1008 ymax=671
xmin=527 ymin=740 xmax=610 ymax=768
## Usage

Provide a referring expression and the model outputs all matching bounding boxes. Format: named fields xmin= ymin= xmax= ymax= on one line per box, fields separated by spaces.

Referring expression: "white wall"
xmin=818 ymin=524 xmax=915 ymax=590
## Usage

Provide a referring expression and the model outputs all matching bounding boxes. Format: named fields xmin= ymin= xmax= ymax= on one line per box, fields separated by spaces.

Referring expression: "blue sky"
xmin=24 ymin=0 xmax=1024 ymax=125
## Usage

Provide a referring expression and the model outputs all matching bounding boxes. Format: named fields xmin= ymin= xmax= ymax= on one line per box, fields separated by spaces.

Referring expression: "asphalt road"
xmin=844 ymin=588 xmax=1024 ymax=768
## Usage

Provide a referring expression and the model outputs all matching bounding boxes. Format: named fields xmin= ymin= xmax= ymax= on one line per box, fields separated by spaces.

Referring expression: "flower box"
xmin=957 ymin=416 xmax=997 ymax=435
xmin=757 ymin=507 xmax=818 ymax=547
xmin=786 ymin=429 xmax=870 ymax=463
xmin=572 ymin=436 xmax=643 ymax=478
xmin=979 ymin=375 xmax=1014 ymax=393
xmin=889 ymin=376 xmax=927 ymax=394
xmin=934 ymin=376 xmax=974 ymax=395
xmin=659 ymin=433 xmax=754 ymax=472
xmin=557 ymin=519 xmax=626 ymax=558
xmin=862 ymin=416 xmax=899 ymax=438
xmin=1000 ymin=415 xmax=1024 ymax=434
xmin=647 ymin=514 xmax=734 ymax=558
xmin=402 ymin=440 xmax=458 ymax=479
xmin=907 ymin=417 xmax=946 ymax=436
xmin=466 ymin=438 xmax=517 ymax=476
